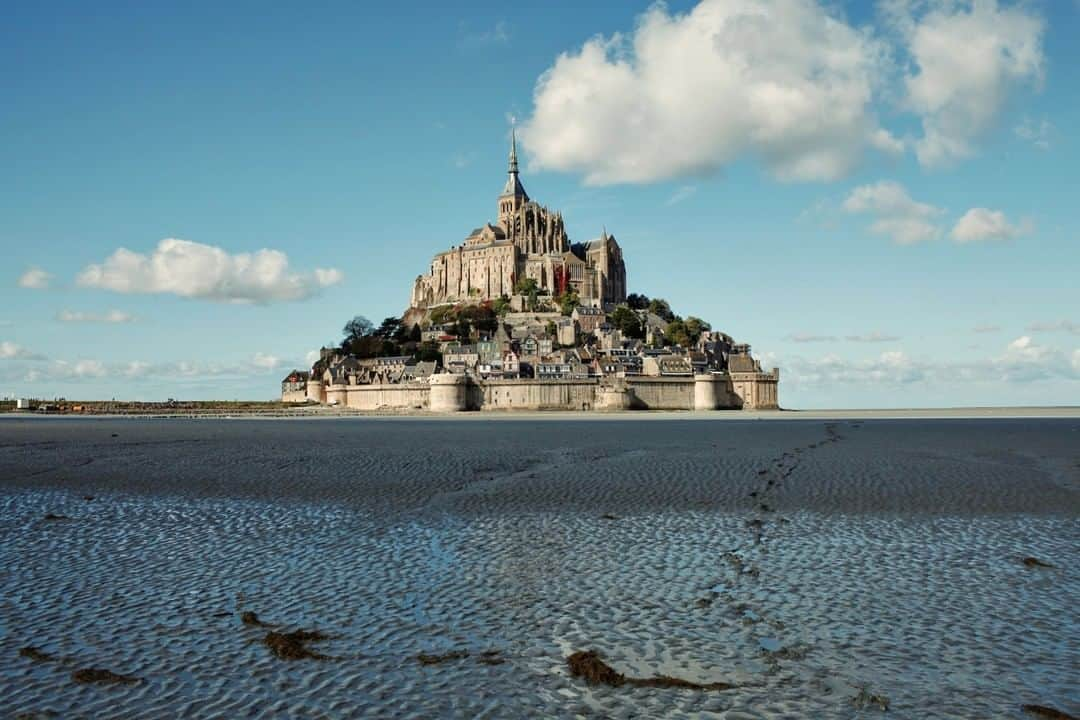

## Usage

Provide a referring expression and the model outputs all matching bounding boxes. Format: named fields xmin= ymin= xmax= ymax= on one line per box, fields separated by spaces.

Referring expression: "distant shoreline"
xmin=2 ymin=406 xmax=1078 ymax=421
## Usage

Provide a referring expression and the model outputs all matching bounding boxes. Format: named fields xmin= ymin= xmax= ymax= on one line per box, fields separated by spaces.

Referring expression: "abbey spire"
xmin=501 ymin=128 xmax=528 ymax=201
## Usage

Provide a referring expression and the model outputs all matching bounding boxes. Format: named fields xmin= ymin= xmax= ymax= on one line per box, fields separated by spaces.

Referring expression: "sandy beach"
xmin=1 ymin=415 xmax=1077 ymax=718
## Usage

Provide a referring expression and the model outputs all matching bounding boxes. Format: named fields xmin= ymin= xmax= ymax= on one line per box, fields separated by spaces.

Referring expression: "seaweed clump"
xmin=19 ymin=647 xmax=56 ymax=663
xmin=478 ymin=650 xmax=505 ymax=666
xmin=567 ymin=650 xmax=625 ymax=686
xmin=1022 ymin=557 xmax=1055 ymax=569
xmin=71 ymin=668 xmax=141 ymax=685
xmin=263 ymin=630 xmax=331 ymax=660
xmin=1022 ymin=705 xmax=1077 ymax=719
xmin=851 ymin=687 xmax=889 ymax=711
xmin=416 ymin=649 xmax=469 ymax=665
xmin=566 ymin=650 xmax=734 ymax=691
xmin=241 ymin=611 xmax=270 ymax=627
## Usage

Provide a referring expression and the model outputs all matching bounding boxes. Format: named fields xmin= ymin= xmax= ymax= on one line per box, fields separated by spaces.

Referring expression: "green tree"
xmin=414 ymin=341 xmax=442 ymax=363
xmin=557 ymin=291 xmax=580 ymax=316
xmin=514 ymin=277 xmax=539 ymax=295
xmin=627 ymin=293 xmax=650 ymax=310
xmin=429 ymin=306 xmax=454 ymax=326
xmin=374 ymin=316 xmax=401 ymax=339
xmin=647 ymin=298 xmax=675 ymax=322
xmin=665 ymin=319 xmax=691 ymax=347
xmin=492 ymin=295 xmax=511 ymax=317
xmin=473 ymin=306 xmax=498 ymax=335
xmin=409 ymin=323 xmax=422 ymax=342
xmin=684 ymin=316 xmax=711 ymax=344
xmin=344 ymin=335 xmax=380 ymax=359
xmin=342 ymin=315 xmax=374 ymax=343
xmin=341 ymin=316 xmax=379 ymax=357
xmin=455 ymin=318 xmax=472 ymax=340
xmin=610 ymin=306 xmax=644 ymax=339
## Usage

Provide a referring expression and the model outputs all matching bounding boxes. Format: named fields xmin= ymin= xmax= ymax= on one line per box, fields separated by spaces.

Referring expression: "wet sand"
xmin=1 ymin=417 xmax=1077 ymax=718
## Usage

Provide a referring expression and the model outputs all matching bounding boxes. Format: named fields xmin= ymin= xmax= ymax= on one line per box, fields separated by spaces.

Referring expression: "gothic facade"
xmin=411 ymin=133 xmax=627 ymax=310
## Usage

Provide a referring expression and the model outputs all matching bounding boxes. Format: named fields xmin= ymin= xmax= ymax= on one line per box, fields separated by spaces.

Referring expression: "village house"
xmin=572 ymin=305 xmax=606 ymax=334
xmin=443 ymin=343 xmax=480 ymax=372
xmin=281 ymin=370 xmax=310 ymax=403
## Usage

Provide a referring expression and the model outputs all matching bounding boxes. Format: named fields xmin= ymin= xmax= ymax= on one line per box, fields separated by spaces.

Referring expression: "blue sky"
xmin=2 ymin=0 xmax=1078 ymax=408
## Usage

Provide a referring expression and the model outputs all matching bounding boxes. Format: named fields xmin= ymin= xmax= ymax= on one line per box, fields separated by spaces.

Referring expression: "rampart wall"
xmin=318 ymin=371 xmax=775 ymax=412
xmin=480 ymin=379 xmax=598 ymax=411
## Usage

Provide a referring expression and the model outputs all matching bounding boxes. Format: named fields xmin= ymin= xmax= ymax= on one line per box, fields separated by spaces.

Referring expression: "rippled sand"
xmin=1 ymin=417 xmax=1077 ymax=718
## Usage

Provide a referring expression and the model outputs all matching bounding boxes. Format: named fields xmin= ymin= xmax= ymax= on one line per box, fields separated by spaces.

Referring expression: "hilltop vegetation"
xmin=331 ymin=290 xmax=716 ymax=368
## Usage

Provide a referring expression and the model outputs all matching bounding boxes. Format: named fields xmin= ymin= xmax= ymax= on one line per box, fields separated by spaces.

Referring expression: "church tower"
xmin=497 ymin=129 xmax=528 ymax=230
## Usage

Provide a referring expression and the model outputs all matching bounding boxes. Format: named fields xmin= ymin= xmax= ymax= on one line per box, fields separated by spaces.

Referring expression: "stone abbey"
xmin=411 ymin=131 xmax=627 ymax=310
xmin=284 ymin=132 xmax=780 ymax=413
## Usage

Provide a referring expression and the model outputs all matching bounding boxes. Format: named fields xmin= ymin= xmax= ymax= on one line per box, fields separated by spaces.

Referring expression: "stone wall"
xmin=344 ymin=383 xmax=430 ymax=411
xmin=318 ymin=372 xmax=756 ymax=413
xmin=480 ymin=379 xmax=597 ymax=411
xmin=624 ymin=377 xmax=695 ymax=410
xmin=281 ymin=388 xmax=308 ymax=404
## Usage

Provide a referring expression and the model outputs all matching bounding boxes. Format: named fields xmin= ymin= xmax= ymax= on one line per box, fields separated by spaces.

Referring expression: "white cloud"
xmin=72 ymin=360 xmax=107 ymax=378
xmin=665 ymin=185 xmax=698 ymax=206
xmin=459 ymin=20 xmax=511 ymax=48
xmin=1014 ymin=116 xmax=1052 ymax=150
xmin=57 ymin=309 xmax=136 ymax=324
xmin=843 ymin=181 xmax=943 ymax=244
xmin=950 ymin=208 xmax=1030 ymax=243
xmin=895 ymin=0 xmax=1045 ymax=167
xmin=788 ymin=332 xmax=901 ymax=343
xmin=18 ymin=267 xmax=53 ymax=289
xmin=788 ymin=333 xmax=838 ymax=343
xmin=972 ymin=324 xmax=1000 ymax=334
xmin=76 ymin=239 xmax=343 ymax=304
xmin=1026 ymin=320 xmax=1079 ymax=336
xmin=785 ymin=350 xmax=928 ymax=385
xmin=868 ymin=127 xmax=905 ymax=155
xmin=994 ymin=335 xmax=1078 ymax=382
xmin=5 ymin=353 xmax=295 ymax=385
xmin=846 ymin=332 xmax=901 ymax=343
xmin=521 ymin=0 xmax=891 ymax=185
xmin=251 ymin=352 xmax=281 ymax=371
xmin=1 ymin=342 xmax=30 ymax=359
xmin=1005 ymin=335 xmax=1043 ymax=359
xmin=1 ymin=342 xmax=48 ymax=362
xmin=776 ymin=337 xmax=1079 ymax=388
xmin=122 ymin=361 xmax=152 ymax=378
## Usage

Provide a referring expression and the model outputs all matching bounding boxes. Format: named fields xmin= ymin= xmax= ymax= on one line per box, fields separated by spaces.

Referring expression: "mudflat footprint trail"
xmin=0 ymin=417 xmax=1077 ymax=718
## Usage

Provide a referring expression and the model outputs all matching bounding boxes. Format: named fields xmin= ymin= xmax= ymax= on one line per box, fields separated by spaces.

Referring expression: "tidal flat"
xmin=1 ymin=416 xmax=1077 ymax=718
